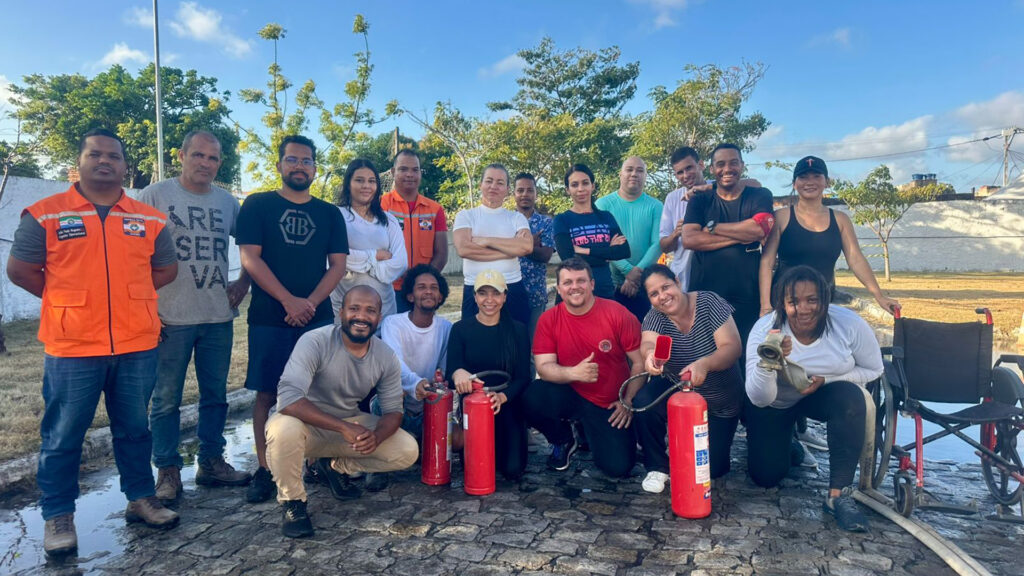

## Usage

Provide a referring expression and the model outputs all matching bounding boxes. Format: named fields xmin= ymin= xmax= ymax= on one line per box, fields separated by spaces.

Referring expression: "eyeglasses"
xmin=282 ymin=156 xmax=316 ymax=167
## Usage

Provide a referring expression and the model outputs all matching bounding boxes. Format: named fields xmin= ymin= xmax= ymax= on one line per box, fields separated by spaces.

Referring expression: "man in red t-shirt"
xmin=524 ymin=257 xmax=644 ymax=478
xmin=380 ymin=150 xmax=449 ymax=312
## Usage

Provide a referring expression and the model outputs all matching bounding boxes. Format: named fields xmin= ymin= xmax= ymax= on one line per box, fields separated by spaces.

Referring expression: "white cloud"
xmin=809 ymin=27 xmax=852 ymax=49
xmin=629 ymin=0 xmax=690 ymax=29
xmin=124 ymin=6 xmax=153 ymax=28
xmin=97 ymin=43 xmax=150 ymax=68
xmin=945 ymin=91 xmax=1024 ymax=163
xmin=169 ymin=2 xmax=252 ymax=58
xmin=826 ymin=116 xmax=932 ymax=160
xmin=0 ymin=75 xmax=17 ymax=107
xmin=884 ymin=157 xmax=929 ymax=185
xmin=478 ymin=54 xmax=527 ymax=79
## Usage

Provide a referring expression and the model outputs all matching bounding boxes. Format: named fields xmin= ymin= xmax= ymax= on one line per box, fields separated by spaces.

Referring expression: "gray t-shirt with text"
xmin=137 ymin=178 xmax=240 ymax=325
xmin=275 ymin=326 xmax=404 ymax=421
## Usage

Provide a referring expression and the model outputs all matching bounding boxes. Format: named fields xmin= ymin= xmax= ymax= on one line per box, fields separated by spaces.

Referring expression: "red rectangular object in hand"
xmin=655 ymin=335 xmax=672 ymax=362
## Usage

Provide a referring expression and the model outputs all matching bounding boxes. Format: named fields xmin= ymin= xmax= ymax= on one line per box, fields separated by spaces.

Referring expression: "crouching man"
xmin=265 ymin=285 xmax=418 ymax=538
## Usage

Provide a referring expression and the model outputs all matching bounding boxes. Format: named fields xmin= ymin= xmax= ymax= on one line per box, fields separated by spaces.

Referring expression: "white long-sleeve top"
xmin=745 ymin=306 xmax=883 ymax=409
xmin=330 ymin=207 xmax=408 ymax=317
xmin=379 ymin=312 xmax=451 ymax=414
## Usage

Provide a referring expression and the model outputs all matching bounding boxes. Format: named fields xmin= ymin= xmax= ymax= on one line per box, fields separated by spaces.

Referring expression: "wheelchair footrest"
xmin=915 ymin=489 xmax=978 ymax=516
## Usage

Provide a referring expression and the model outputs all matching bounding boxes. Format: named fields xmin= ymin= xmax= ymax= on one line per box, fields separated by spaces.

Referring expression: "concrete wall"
xmin=832 ymin=200 xmax=1024 ymax=273
xmin=1 ymin=176 xmax=242 ymax=322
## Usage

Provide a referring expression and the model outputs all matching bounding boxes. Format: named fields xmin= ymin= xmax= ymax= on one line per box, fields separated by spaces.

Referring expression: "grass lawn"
xmin=1 ymin=271 xmax=1020 ymax=462
xmin=834 ymin=270 xmax=1024 ymax=341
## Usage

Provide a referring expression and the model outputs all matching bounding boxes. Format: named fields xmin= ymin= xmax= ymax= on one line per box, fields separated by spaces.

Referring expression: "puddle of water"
xmin=0 ymin=422 xmax=256 ymax=575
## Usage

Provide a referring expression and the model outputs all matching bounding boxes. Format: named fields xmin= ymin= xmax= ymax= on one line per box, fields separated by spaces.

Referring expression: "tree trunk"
xmin=0 ymin=315 xmax=7 ymax=355
xmin=0 ymin=165 xmax=10 ymax=207
xmin=882 ymin=241 xmax=891 ymax=282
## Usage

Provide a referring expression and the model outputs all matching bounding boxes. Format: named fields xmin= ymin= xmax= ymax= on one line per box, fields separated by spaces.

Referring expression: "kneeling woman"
xmin=447 ymin=270 xmax=531 ymax=481
xmin=745 ymin=265 xmax=883 ymax=532
xmin=634 ymin=264 xmax=744 ymax=493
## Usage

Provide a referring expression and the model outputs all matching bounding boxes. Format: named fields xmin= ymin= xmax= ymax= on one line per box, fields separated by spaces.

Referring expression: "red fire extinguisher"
xmin=421 ymin=369 xmax=453 ymax=486
xmin=462 ymin=370 xmax=510 ymax=496
xmin=618 ymin=334 xmax=711 ymax=519
xmin=668 ymin=371 xmax=711 ymax=519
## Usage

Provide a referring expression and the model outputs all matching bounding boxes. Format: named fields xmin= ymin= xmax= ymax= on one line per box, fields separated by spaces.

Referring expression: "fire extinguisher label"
xmin=446 ymin=410 xmax=453 ymax=462
xmin=463 ymin=413 xmax=470 ymax=430
xmin=694 ymin=424 xmax=710 ymax=484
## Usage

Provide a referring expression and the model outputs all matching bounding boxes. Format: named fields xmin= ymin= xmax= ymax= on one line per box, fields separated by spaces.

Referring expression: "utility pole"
xmin=1003 ymin=126 xmax=1022 ymax=186
xmin=153 ymin=0 xmax=165 ymax=181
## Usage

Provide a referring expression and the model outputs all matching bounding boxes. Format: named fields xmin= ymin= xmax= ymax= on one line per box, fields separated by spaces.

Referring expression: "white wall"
xmin=832 ymin=200 xmax=1024 ymax=273
xmin=1 ymin=176 xmax=241 ymax=322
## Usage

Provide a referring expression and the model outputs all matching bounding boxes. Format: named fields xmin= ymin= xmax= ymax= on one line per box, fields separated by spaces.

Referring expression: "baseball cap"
xmin=793 ymin=156 xmax=828 ymax=180
xmin=474 ymin=269 xmax=507 ymax=292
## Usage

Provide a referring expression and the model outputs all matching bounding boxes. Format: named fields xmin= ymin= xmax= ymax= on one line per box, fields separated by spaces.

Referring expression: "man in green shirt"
xmin=594 ymin=156 xmax=663 ymax=321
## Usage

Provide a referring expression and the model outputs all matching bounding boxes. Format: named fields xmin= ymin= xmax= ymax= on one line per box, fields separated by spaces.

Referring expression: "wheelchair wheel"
xmin=980 ymin=422 xmax=1023 ymax=506
xmin=869 ymin=375 xmax=896 ymax=489
xmin=893 ymin=470 xmax=915 ymax=517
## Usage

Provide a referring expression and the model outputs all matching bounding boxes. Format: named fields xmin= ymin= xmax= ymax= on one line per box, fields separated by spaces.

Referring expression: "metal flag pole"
xmin=153 ymin=0 xmax=165 ymax=181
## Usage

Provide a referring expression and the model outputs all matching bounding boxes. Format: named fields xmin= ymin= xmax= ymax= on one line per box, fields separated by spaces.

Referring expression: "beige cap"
xmin=474 ymin=269 xmax=507 ymax=292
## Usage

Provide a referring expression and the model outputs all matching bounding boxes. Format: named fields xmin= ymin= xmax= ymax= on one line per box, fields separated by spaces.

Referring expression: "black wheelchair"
xmin=863 ymin=307 xmax=1024 ymax=522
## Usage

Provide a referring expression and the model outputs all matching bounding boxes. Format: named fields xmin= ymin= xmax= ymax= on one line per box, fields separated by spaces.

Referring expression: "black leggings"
xmin=632 ymin=376 xmax=738 ymax=478
xmin=744 ymin=380 xmax=867 ymax=490
xmin=522 ymin=379 xmax=636 ymax=478
xmin=493 ymin=400 xmax=528 ymax=481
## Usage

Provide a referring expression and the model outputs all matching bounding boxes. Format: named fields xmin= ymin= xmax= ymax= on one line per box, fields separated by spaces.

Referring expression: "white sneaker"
xmin=642 ymin=471 xmax=669 ymax=493
xmin=797 ymin=427 xmax=829 ymax=452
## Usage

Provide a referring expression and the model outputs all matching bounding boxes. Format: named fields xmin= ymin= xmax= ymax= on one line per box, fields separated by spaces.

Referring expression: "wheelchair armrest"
xmin=880 ymin=346 xmax=893 ymax=357
xmin=995 ymin=354 xmax=1024 ymax=372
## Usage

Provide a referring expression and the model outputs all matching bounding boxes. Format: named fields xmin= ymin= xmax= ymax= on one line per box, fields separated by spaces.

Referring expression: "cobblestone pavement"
xmin=2 ymin=421 xmax=1022 ymax=576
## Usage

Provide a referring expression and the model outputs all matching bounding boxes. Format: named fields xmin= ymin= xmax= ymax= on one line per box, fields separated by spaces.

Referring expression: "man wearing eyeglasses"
xmin=235 ymin=135 xmax=349 ymax=503
xmin=380 ymin=150 xmax=449 ymax=313
xmin=681 ymin=143 xmax=774 ymax=352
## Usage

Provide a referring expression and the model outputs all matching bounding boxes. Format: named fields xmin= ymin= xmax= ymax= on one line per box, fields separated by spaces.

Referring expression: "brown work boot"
xmin=43 ymin=513 xmax=77 ymax=557
xmin=196 ymin=457 xmax=252 ymax=487
xmin=125 ymin=496 xmax=180 ymax=529
xmin=154 ymin=466 xmax=182 ymax=502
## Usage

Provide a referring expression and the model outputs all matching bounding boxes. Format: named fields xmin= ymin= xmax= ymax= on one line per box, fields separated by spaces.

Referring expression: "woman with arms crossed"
xmin=553 ymin=163 xmax=630 ymax=300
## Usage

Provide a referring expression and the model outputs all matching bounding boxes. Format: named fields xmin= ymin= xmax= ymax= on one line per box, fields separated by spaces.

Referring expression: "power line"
xmin=824 ymin=133 xmax=1002 ymax=163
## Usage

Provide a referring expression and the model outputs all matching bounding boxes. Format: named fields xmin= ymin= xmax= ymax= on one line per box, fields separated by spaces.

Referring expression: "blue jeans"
xmin=370 ymin=395 xmax=424 ymax=440
xmin=150 ymin=321 xmax=233 ymax=469
xmin=38 ymin=349 xmax=159 ymax=520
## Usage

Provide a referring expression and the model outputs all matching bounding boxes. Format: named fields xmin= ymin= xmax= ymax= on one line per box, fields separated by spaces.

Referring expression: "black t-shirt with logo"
xmin=236 ymin=191 xmax=348 ymax=327
xmin=683 ymin=186 xmax=773 ymax=306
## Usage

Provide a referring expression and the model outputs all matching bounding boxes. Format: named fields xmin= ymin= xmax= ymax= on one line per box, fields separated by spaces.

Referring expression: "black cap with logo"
xmin=793 ymin=156 xmax=828 ymax=180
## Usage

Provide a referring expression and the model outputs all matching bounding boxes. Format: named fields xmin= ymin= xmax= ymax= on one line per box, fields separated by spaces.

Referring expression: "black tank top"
xmin=775 ymin=205 xmax=842 ymax=289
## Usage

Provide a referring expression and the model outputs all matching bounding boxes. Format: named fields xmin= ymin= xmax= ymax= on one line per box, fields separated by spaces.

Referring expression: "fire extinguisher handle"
xmin=470 ymin=370 xmax=511 ymax=393
xmin=422 ymin=383 xmax=450 ymax=405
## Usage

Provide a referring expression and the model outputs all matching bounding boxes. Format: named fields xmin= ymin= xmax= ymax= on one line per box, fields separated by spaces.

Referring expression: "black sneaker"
xmin=364 ymin=472 xmax=389 ymax=492
xmin=316 ymin=458 xmax=362 ymax=500
xmin=281 ymin=500 xmax=314 ymax=538
xmin=823 ymin=489 xmax=870 ymax=532
xmin=547 ymin=437 xmax=578 ymax=471
xmin=245 ymin=467 xmax=276 ymax=503
xmin=303 ymin=460 xmax=324 ymax=485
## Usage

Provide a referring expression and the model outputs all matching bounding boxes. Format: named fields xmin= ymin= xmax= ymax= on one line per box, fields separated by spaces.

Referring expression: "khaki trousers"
xmin=265 ymin=411 xmax=418 ymax=502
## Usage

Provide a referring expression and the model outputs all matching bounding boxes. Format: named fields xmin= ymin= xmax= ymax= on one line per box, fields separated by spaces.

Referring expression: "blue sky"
xmin=2 ymin=0 xmax=1023 ymax=193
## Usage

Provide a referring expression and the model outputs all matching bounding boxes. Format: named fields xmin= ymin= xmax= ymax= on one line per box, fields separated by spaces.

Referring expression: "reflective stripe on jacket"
xmin=26 ymin=185 xmax=167 ymax=357
xmin=380 ymin=190 xmax=444 ymax=289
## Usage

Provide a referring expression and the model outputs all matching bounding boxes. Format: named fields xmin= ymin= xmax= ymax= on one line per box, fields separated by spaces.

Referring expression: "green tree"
xmin=403 ymin=101 xmax=486 ymax=212
xmin=238 ymin=15 xmax=397 ymax=199
xmin=484 ymin=37 xmax=639 ymax=211
xmin=11 ymin=64 xmax=238 ymax=189
xmin=631 ymin=63 xmax=770 ymax=193
xmin=836 ymin=165 xmax=942 ymax=281
xmin=0 ymin=140 xmax=40 ymax=178
xmin=488 ymin=36 xmax=639 ymax=123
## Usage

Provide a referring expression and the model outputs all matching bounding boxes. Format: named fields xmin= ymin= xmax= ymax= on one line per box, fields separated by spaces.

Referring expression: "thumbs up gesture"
xmin=571 ymin=352 xmax=599 ymax=383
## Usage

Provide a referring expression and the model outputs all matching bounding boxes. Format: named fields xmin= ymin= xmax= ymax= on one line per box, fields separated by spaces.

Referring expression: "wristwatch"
xmin=706 ymin=220 xmax=717 ymax=235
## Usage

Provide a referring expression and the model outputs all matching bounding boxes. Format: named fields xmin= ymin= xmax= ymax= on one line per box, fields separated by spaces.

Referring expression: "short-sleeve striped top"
xmin=641 ymin=291 xmax=744 ymax=418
